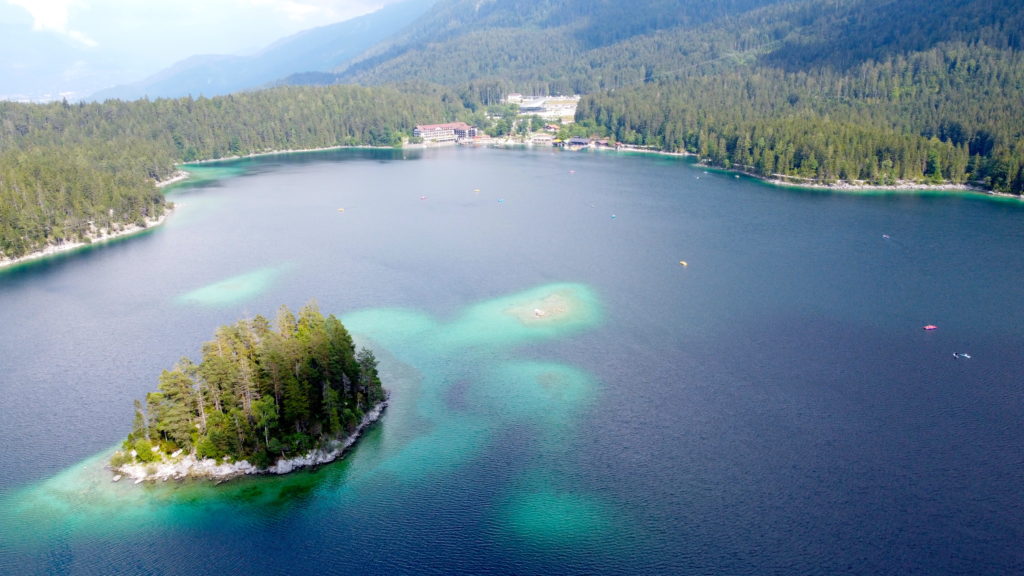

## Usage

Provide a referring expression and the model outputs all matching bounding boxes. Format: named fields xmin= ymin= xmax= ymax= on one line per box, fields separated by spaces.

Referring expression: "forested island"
xmin=109 ymin=303 xmax=387 ymax=482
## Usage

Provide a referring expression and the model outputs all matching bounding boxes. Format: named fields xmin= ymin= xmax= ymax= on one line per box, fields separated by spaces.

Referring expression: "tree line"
xmin=0 ymin=84 xmax=467 ymax=260
xmin=3 ymin=0 xmax=1023 ymax=264
xmin=572 ymin=41 xmax=1024 ymax=192
xmin=319 ymin=0 xmax=1024 ymax=193
xmin=112 ymin=303 xmax=385 ymax=468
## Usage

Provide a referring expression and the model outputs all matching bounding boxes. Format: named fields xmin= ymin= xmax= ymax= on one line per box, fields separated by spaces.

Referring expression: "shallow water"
xmin=1 ymin=146 xmax=1022 ymax=574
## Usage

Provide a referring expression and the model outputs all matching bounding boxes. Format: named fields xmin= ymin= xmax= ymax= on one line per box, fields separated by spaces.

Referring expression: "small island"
xmin=110 ymin=302 xmax=387 ymax=483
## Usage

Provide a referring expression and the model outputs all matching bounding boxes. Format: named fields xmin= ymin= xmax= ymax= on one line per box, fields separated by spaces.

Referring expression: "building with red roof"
xmin=413 ymin=122 xmax=478 ymax=143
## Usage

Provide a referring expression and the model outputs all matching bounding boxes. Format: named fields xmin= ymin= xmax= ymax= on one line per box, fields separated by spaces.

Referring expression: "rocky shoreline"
xmin=180 ymin=144 xmax=396 ymax=166
xmin=155 ymin=170 xmax=191 ymax=188
xmin=0 ymin=209 xmax=173 ymax=270
xmin=110 ymin=400 xmax=387 ymax=484
xmin=549 ymin=143 xmax=1013 ymax=197
xmin=0 ymin=169 xmax=188 ymax=270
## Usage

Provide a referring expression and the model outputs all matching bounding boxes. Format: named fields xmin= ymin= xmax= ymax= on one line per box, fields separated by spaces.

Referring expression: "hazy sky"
xmin=7 ymin=0 xmax=401 ymax=58
xmin=1 ymin=0 xmax=409 ymax=98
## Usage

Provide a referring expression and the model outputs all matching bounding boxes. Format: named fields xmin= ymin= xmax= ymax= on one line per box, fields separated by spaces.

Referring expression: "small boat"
xmin=679 ymin=261 xmax=688 ymax=267
xmin=112 ymin=474 xmax=122 ymax=483
xmin=337 ymin=208 xmax=345 ymax=213
xmin=923 ymin=325 xmax=938 ymax=330
xmin=953 ymin=352 xmax=971 ymax=359
xmin=882 ymin=234 xmax=890 ymax=239
xmin=420 ymin=195 xmax=427 ymax=200
xmin=533 ymin=308 xmax=546 ymax=317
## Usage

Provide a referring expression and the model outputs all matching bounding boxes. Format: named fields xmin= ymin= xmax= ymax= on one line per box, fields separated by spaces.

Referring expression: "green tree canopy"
xmin=119 ymin=302 xmax=385 ymax=468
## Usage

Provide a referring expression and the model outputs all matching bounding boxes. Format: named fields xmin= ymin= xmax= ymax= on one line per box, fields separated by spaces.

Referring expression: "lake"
xmin=1 ymin=146 xmax=1022 ymax=575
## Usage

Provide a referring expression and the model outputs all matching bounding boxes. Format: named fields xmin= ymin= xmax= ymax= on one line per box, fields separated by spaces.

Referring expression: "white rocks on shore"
xmin=111 ymin=401 xmax=386 ymax=484
xmin=0 ymin=210 xmax=173 ymax=270
xmin=155 ymin=170 xmax=191 ymax=188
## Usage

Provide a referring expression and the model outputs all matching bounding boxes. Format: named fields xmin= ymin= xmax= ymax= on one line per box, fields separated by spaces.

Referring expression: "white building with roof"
xmin=413 ymin=122 xmax=479 ymax=143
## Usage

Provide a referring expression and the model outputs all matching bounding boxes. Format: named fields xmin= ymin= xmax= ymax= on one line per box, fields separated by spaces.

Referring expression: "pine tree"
xmin=116 ymin=304 xmax=386 ymax=467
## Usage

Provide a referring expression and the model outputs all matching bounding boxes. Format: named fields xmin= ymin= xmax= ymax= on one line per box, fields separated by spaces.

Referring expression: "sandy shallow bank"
xmin=181 ymin=144 xmax=396 ymax=166
xmin=505 ymin=290 xmax=578 ymax=324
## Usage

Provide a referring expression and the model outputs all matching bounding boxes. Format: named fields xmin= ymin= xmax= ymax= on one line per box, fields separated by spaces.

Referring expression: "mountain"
xmin=282 ymin=0 xmax=1024 ymax=96
xmin=758 ymin=0 xmax=1024 ymax=71
xmin=563 ymin=0 xmax=1024 ymax=193
xmin=281 ymin=0 xmax=789 ymax=94
xmin=274 ymin=0 xmax=1022 ymax=193
xmin=88 ymin=0 xmax=434 ymax=101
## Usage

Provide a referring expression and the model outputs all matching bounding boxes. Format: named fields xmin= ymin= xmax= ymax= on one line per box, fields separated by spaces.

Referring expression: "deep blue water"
xmin=0 ymin=146 xmax=1022 ymax=575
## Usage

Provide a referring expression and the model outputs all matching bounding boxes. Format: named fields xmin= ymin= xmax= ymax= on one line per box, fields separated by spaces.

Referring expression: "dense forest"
xmin=111 ymin=303 xmax=386 ymax=469
xmin=570 ymin=42 xmax=1024 ymax=191
xmin=0 ymin=144 xmax=168 ymax=259
xmin=3 ymin=0 xmax=1023 ymax=264
xmin=0 ymin=84 xmax=465 ymax=260
xmin=308 ymin=0 xmax=1024 ymax=193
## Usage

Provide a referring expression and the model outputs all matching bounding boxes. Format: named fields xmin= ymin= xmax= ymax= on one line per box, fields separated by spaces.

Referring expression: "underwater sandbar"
xmin=504 ymin=288 xmax=580 ymax=325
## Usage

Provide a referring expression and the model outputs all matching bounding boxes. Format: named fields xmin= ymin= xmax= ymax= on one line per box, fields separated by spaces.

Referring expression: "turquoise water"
xmin=2 ymin=282 xmax=613 ymax=554
xmin=178 ymin=266 xmax=287 ymax=306
xmin=1 ymin=147 xmax=1022 ymax=574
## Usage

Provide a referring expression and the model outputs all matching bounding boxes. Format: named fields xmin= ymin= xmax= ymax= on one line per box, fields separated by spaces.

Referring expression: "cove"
xmin=1 ymin=146 xmax=1022 ymax=574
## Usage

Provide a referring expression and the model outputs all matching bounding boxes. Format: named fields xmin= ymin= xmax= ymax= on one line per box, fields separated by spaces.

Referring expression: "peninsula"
xmin=110 ymin=302 xmax=387 ymax=483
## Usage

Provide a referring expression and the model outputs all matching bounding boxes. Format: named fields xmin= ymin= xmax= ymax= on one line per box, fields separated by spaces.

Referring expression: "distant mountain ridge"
xmin=88 ymin=0 xmax=434 ymax=101
xmin=269 ymin=0 xmax=1023 ymax=194
xmin=281 ymin=0 xmax=790 ymax=93
xmin=276 ymin=0 xmax=1023 ymax=98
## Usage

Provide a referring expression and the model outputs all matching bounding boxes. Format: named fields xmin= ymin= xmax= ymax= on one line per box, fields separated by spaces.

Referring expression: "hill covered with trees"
xmin=565 ymin=0 xmax=1024 ymax=191
xmin=111 ymin=303 xmax=386 ymax=477
xmin=570 ymin=41 xmax=1024 ymax=190
xmin=292 ymin=0 xmax=1023 ymax=193
xmin=0 ymin=84 xmax=467 ymax=261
